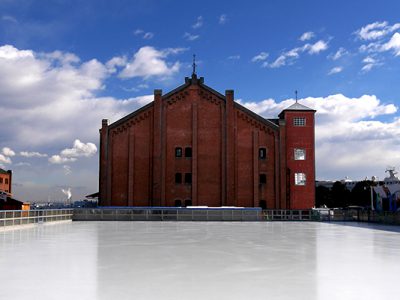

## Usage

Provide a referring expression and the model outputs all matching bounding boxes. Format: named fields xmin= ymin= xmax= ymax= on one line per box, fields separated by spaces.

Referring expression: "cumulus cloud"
xmin=237 ymin=94 xmax=399 ymax=179
xmin=251 ymin=52 xmax=269 ymax=62
xmin=192 ymin=16 xmax=203 ymax=29
xmin=49 ymin=139 xmax=97 ymax=164
xmin=117 ymin=46 xmax=184 ymax=79
xmin=299 ymin=31 xmax=315 ymax=41
xmin=20 ymin=151 xmax=48 ymax=158
xmin=60 ymin=139 xmax=97 ymax=158
xmin=2 ymin=147 xmax=15 ymax=157
xmin=183 ymin=32 xmax=199 ymax=41
xmin=327 ymin=66 xmax=343 ymax=75
xmin=219 ymin=14 xmax=227 ymax=24
xmin=0 ymin=154 xmax=12 ymax=165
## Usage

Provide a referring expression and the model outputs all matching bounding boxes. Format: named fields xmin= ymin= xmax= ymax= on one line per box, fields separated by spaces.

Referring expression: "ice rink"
xmin=1 ymin=221 xmax=399 ymax=300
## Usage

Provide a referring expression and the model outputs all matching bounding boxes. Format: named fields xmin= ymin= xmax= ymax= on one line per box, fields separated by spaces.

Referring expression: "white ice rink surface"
xmin=1 ymin=221 xmax=400 ymax=300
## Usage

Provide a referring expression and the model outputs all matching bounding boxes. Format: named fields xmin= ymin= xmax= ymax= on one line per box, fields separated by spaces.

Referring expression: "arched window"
xmin=175 ymin=199 xmax=182 ymax=207
xmin=184 ymin=173 xmax=192 ymax=184
xmin=259 ymin=148 xmax=267 ymax=159
xmin=259 ymin=200 xmax=267 ymax=209
xmin=184 ymin=199 xmax=192 ymax=207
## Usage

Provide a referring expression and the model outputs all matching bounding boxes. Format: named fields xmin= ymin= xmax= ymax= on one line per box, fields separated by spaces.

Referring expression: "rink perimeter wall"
xmin=72 ymin=207 xmax=316 ymax=221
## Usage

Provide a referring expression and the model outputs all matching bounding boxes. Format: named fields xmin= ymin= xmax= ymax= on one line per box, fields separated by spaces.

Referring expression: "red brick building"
xmin=0 ymin=168 xmax=12 ymax=196
xmin=99 ymin=74 xmax=315 ymax=209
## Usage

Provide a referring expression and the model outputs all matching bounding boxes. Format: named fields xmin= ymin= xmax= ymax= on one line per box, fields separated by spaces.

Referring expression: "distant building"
xmin=0 ymin=168 xmax=12 ymax=197
xmin=98 ymin=74 xmax=316 ymax=209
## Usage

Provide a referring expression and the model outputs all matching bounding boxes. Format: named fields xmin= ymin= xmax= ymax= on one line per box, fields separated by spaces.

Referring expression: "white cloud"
xmin=49 ymin=139 xmax=97 ymax=164
xmin=134 ymin=29 xmax=144 ymax=36
xmin=183 ymin=32 xmax=199 ymax=41
xmin=219 ymin=14 xmax=227 ymax=24
xmin=118 ymin=46 xmax=183 ymax=79
xmin=60 ymin=139 xmax=97 ymax=158
xmin=2 ymin=147 xmax=15 ymax=157
xmin=328 ymin=66 xmax=343 ymax=75
xmin=48 ymin=155 xmax=77 ymax=164
xmin=381 ymin=32 xmax=400 ymax=56
xmin=328 ymin=47 xmax=348 ymax=60
xmin=0 ymin=154 xmax=12 ymax=164
xmin=1 ymin=15 xmax=18 ymax=23
xmin=299 ymin=31 xmax=315 ymax=41
xmin=307 ymin=40 xmax=329 ymax=54
xmin=237 ymin=94 xmax=399 ymax=180
xmin=356 ymin=21 xmax=400 ymax=41
xmin=20 ymin=151 xmax=48 ymax=158
xmin=251 ymin=52 xmax=269 ymax=62
xmin=192 ymin=16 xmax=203 ymax=29
xmin=361 ymin=56 xmax=382 ymax=72
xmin=265 ymin=40 xmax=328 ymax=69
xmin=14 ymin=162 xmax=31 ymax=167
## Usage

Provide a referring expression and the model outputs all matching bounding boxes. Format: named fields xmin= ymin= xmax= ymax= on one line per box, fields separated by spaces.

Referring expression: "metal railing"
xmin=0 ymin=209 xmax=73 ymax=228
xmin=316 ymin=209 xmax=400 ymax=225
xmin=73 ymin=208 xmax=317 ymax=221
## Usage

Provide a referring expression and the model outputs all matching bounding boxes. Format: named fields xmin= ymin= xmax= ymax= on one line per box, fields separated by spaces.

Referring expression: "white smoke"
xmin=61 ymin=188 xmax=72 ymax=201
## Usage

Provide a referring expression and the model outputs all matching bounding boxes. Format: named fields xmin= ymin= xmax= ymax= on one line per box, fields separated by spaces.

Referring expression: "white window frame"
xmin=294 ymin=148 xmax=306 ymax=160
xmin=295 ymin=173 xmax=306 ymax=186
xmin=293 ymin=117 xmax=306 ymax=126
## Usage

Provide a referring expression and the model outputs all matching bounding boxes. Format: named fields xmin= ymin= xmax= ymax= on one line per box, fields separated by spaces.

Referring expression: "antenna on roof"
xmin=192 ymin=54 xmax=196 ymax=76
xmin=295 ymin=90 xmax=298 ymax=103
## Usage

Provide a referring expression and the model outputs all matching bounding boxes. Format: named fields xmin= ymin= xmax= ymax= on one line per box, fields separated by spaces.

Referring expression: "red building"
xmin=0 ymin=168 xmax=12 ymax=196
xmin=98 ymin=74 xmax=315 ymax=209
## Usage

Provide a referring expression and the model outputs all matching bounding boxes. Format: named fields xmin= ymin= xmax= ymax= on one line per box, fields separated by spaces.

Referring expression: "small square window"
xmin=295 ymin=173 xmax=306 ymax=186
xmin=184 ymin=173 xmax=192 ymax=184
xmin=259 ymin=148 xmax=267 ymax=159
xmin=293 ymin=117 xmax=306 ymax=126
xmin=175 ymin=173 xmax=182 ymax=184
xmin=185 ymin=147 xmax=192 ymax=158
xmin=294 ymin=149 xmax=306 ymax=160
xmin=175 ymin=147 xmax=182 ymax=157
xmin=259 ymin=174 xmax=266 ymax=184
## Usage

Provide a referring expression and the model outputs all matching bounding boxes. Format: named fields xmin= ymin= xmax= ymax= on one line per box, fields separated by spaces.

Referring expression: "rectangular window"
xmin=175 ymin=173 xmax=182 ymax=184
xmin=0 ymin=178 xmax=2 ymax=184
xmin=175 ymin=147 xmax=182 ymax=157
xmin=259 ymin=174 xmax=267 ymax=184
xmin=259 ymin=148 xmax=267 ymax=159
xmin=185 ymin=147 xmax=192 ymax=158
xmin=295 ymin=173 xmax=306 ymax=186
xmin=293 ymin=117 xmax=306 ymax=126
xmin=294 ymin=149 xmax=306 ymax=160
xmin=5 ymin=179 xmax=8 ymax=184
xmin=184 ymin=173 xmax=192 ymax=184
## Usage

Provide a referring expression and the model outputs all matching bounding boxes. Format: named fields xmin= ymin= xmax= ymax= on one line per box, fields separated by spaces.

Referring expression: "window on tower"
xmin=259 ymin=174 xmax=267 ymax=184
xmin=295 ymin=173 xmax=306 ymax=185
xmin=293 ymin=117 xmax=306 ymax=126
xmin=294 ymin=149 xmax=306 ymax=160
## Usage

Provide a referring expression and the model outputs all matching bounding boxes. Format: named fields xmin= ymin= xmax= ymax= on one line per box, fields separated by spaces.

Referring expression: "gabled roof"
xmin=278 ymin=101 xmax=316 ymax=118
xmin=234 ymin=102 xmax=279 ymax=130
xmin=162 ymin=74 xmax=225 ymax=100
xmin=282 ymin=101 xmax=315 ymax=112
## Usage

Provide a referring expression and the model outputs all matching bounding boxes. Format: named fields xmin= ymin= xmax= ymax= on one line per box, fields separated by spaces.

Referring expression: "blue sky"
xmin=0 ymin=0 xmax=400 ymax=202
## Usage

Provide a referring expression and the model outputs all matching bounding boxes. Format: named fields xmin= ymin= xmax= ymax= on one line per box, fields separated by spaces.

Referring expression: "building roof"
xmin=283 ymin=102 xmax=315 ymax=111
xmin=0 ymin=168 xmax=9 ymax=174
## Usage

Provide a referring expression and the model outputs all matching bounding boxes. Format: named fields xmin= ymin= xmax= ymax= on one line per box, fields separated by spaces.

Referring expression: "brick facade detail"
xmin=98 ymin=75 xmax=316 ymax=208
